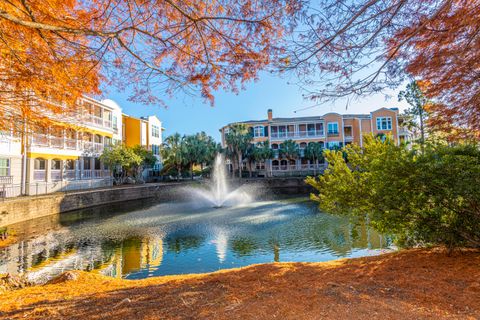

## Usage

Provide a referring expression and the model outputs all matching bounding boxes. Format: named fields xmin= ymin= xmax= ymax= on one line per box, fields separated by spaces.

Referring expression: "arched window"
xmin=271 ymin=143 xmax=279 ymax=150
xmin=299 ymin=142 xmax=307 ymax=149
xmin=51 ymin=159 xmax=62 ymax=181
xmin=272 ymin=160 xmax=279 ymax=166
xmin=33 ymin=158 xmax=46 ymax=181
xmin=51 ymin=159 xmax=62 ymax=170
xmin=34 ymin=158 xmax=46 ymax=170
xmin=65 ymin=159 xmax=75 ymax=170
xmin=94 ymin=134 xmax=102 ymax=143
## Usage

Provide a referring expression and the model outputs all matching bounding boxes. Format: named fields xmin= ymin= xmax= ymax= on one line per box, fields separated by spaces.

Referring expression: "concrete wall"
xmin=0 ymin=178 xmax=314 ymax=227
xmin=0 ymin=183 xmax=186 ymax=227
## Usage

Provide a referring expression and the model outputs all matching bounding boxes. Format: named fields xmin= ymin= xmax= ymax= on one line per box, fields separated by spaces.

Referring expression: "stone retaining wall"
xmin=0 ymin=178 xmax=313 ymax=227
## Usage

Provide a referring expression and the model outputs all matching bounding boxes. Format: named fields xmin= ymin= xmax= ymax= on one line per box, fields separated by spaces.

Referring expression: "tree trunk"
xmin=419 ymin=108 xmax=425 ymax=153
xmin=238 ymin=152 xmax=243 ymax=179
xmin=190 ymin=162 xmax=194 ymax=180
xmin=313 ymin=157 xmax=317 ymax=176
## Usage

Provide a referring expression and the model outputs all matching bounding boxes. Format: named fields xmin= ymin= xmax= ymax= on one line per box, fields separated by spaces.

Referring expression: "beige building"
xmin=220 ymin=107 xmax=411 ymax=176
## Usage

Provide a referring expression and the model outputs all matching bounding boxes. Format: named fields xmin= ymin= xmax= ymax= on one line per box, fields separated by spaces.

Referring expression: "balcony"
xmin=0 ymin=176 xmax=13 ymax=184
xmin=327 ymin=131 xmax=340 ymax=137
xmin=272 ymin=164 xmax=324 ymax=171
xmin=83 ymin=114 xmax=113 ymax=131
xmin=271 ymin=131 xmax=325 ymax=140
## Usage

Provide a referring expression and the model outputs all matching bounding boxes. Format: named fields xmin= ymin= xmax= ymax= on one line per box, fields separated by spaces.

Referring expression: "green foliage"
xmin=306 ymin=135 xmax=480 ymax=249
xmin=398 ymin=80 xmax=429 ymax=148
xmin=162 ymin=132 xmax=219 ymax=179
xmin=225 ymin=123 xmax=253 ymax=178
xmin=100 ymin=144 xmax=157 ymax=182
xmin=280 ymin=139 xmax=299 ymax=160
xmin=304 ymin=142 xmax=324 ymax=163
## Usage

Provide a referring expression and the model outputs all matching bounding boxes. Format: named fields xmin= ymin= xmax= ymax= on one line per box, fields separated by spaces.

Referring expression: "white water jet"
xmin=190 ymin=154 xmax=252 ymax=208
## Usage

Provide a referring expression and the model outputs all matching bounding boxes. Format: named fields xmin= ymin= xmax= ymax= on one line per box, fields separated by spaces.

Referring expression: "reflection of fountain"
xmin=191 ymin=154 xmax=252 ymax=208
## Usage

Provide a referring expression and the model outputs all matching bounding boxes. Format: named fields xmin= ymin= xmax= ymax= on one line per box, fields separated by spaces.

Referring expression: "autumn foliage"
xmin=288 ymin=0 xmax=480 ymax=139
xmin=0 ymin=0 xmax=301 ymax=130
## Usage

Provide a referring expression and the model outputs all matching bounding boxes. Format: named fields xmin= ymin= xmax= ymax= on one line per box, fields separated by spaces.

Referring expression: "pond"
xmin=0 ymin=198 xmax=391 ymax=283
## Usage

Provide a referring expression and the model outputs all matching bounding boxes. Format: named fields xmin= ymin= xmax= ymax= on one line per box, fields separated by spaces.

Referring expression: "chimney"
xmin=267 ymin=109 xmax=273 ymax=121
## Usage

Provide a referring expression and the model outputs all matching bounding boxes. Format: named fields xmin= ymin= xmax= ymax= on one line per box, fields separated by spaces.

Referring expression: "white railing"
xmin=271 ymin=130 xmax=325 ymax=140
xmin=83 ymin=141 xmax=93 ymax=150
xmin=31 ymin=134 xmax=49 ymax=146
xmin=344 ymin=135 xmax=353 ymax=141
xmin=65 ymin=170 xmax=77 ymax=180
xmin=50 ymin=137 xmax=64 ymax=148
xmin=104 ymin=120 xmax=112 ymax=128
xmin=51 ymin=170 xmax=62 ymax=181
xmin=272 ymin=164 xmax=324 ymax=171
xmin=0 ymin=176 xmax=13 ymax=184
xmin=34 ymin=170 xmax=46 ymax=181
xmin=65 ymin=138 xmax=77 ymax=149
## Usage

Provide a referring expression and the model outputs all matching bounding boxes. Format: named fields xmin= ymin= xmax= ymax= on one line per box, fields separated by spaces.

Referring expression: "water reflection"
xmin=0 ymin=199 xmax=391 ymax=283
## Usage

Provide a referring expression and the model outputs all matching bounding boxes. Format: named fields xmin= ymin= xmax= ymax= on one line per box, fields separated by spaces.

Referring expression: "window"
xmin=376 ymin=117 xmax=392 ymax=130
xmin=0 ymin=158 xmax=9 ymax=176
xmin=344 ymin=126 xmax=353 ymax=137
xmin=94 ymin=158 xmax=101 ymax=170
xmin=271 ymin=143 xmax=279 ymax=150
xmin=315 ymin=123 xmax=324 ymax=135
xmin=51 ymin=159 xmax=62 ymax=170
xmin=113 ymin=116 xmax=118 ymax=130
xmin=253 ymin=126 xmax=264 ymax=137
xmin=152 ymin=144 xmax=160 ymax=155
xmin=299 ymin=142 xmax=307 ymax=149
xmin=327 ymin=122 xmax=339 ymax=134
xmin=65 ymin=160 xmax=75 ymax=170
xmin=327 ymin=141 xmax=341 ymax=149
xmin=34 ymin=158 xmax=46 ymax=170
xmin=152 ymin=125 xmax=160 ymax=138
xmin=83 ymin=157 xmax=91 ymax=170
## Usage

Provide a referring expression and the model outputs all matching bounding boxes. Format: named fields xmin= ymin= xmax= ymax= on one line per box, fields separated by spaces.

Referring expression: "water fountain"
xmin=190 ymin=153 xmax=252 ymax=208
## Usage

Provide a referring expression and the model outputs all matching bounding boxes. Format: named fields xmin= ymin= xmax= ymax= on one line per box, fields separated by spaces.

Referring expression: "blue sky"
xmin=108 ymin=72 xmax=410 ymax=142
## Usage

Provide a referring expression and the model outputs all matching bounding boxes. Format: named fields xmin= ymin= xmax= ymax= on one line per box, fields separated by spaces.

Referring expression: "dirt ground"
xmin=0 ymin=248 xmax=479 ymax=320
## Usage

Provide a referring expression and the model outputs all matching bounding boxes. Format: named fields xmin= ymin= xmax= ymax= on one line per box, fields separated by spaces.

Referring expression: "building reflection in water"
xmin=0 ymin=199 xmax=392 ymax=283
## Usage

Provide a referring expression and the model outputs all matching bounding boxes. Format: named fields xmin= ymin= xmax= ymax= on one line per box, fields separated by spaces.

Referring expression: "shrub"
xmin=306 ymin=135 xmax=480 ymax=249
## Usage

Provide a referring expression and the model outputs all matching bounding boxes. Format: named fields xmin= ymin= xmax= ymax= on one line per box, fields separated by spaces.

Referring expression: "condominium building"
xmin=0 ymin=97 xmax=163 ymax=197
xmin=122 ymin=114 xmax=163 ymax=172
xmin=220 ymin=107 xmax=411 ymax=176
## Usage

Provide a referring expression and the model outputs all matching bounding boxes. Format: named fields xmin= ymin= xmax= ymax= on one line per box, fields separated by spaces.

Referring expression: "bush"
xmin=306 ymin=135 xmax=480 ymax=249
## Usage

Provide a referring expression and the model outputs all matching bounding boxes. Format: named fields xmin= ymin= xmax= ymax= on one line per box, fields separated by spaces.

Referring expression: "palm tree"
xmin=254 ymin=140 xmax=274 ymax=177
xmin=181 ymin=134 xmax=203 ymax=179
xmin=225 ymin=123 xmax=252 ymax=178
xmin=161 ymin=133 xmax=184 ymax=180
xmin=244 ymin=144 xmax=256 ymax=178
xmin=279 ymin=139 xmax=299 ymax=170
xmin=304 ymin=142 xmax=324 ymax=175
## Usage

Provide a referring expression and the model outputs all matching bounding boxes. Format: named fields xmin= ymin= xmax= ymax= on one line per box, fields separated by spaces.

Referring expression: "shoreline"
xmin=1 ymin=248 xmax=479 ymax=319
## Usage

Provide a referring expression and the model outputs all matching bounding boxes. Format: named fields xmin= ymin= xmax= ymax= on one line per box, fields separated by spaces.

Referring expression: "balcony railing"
xmin=272 ymin=164 xmax=325 ymax=171
xmin=31 ymin=134 xmax=49 ymax=147
xmin=50 ymin=137 xmax=64 ymax=148
xmin=51 ymin=170 xmax=62 ymax=181
xmin=65 ymin=138 xmax=77 ymax=149
xmin=271 ymin=131 xmax=325 ymax=140
xmin=34 ymin=170 xmax=46 ymax=181
xmin=0 ymin=176 xmax=13 ymax=184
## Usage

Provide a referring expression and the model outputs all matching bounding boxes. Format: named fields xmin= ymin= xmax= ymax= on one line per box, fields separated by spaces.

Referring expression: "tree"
xmin=284 ymin=1 xmax=480 ymax=138
xmin=279 ymin=140 xmax=299 ymax=169
xmin=100 ymin=144 xmax=142 ymax=184
xmin=0 ymin=0 xmax=300 ymax=130
xmin=254 ymin=141 xmax=274 ymax=177
xmin=244 ymin=144 xmax=256 ymax=178
xmin=304 ymin=142 xmax=324 ymax=175
xmin=182 ymin=134 xmax=204 ymax=180
xmin=306 ymin=135 xmax=480 ymax=250
xmin=131 ymin=145 xmax=157 ymax=180
xmin=161 ymin=133 xmax=184 ymax=180
xmin=398 ymin=81 xmax=429 ymax=151
xmin=225 ymin=124 xmax=252 ymax=178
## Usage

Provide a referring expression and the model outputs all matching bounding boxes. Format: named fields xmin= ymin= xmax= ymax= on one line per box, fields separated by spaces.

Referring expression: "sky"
xmin=108 ymin=72 xmax=410 ymax=142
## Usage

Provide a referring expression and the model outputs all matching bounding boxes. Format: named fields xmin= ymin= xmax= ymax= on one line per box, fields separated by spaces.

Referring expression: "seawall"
xmin=0 ymin=178 xmax=314 ymax=227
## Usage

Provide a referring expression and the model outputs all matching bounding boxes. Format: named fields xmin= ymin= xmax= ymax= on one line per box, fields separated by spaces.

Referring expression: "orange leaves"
xmin=393 ymin=0 xmax=480 ymax=139
xmin=0 ymin=0 xmax=301 ymax=128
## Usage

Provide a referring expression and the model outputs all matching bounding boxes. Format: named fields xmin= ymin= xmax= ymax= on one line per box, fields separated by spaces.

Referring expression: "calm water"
xmin=0 ymin=198 xmax=391 ymax=283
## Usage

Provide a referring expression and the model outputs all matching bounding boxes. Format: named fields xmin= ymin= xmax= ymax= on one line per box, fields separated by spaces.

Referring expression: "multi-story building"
xmin=122 ymin=114 xmax=163 ymax=172
xmin=220 ymin=107 xmax=411 ymax=176
xmin=0 ymin=97 xmax=163 ymax=197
